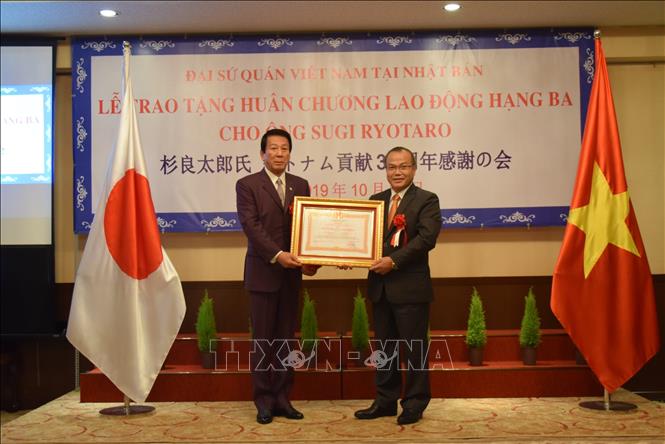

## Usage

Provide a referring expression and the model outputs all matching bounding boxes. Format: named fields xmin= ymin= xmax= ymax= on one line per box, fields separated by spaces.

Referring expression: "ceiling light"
xmin=99 ymin=9 xmax=119 ymax=18
xmin=444 ymin=3 xmax=461 ymax=12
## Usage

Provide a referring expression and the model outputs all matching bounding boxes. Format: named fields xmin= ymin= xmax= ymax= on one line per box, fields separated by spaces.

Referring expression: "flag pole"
xmin=99 ymin=394 xmax=155 ymax=416
xmin=550 ymin=29 xmax=644 ymax=411
xmin=96 ymin=41 xmax=158 ymax=417
xmin=579 ymin=388 xmax=637 ymax=412
xmin=572 ymin=30 xmax=638 ymax=413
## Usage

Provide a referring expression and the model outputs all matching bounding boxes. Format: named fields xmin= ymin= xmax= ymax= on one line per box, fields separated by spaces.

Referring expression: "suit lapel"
xmin=284 ymin=173 xmax=296 ymax=212
xmin=382 ymin=190 xmax=393 ymax=239
xmin=260 ymin=169 xmax=284 ymax=210
xmin=398 ymin=185 xmax=416 ymax=215
xmin=385 ymin=186 xmax=417 ymax=239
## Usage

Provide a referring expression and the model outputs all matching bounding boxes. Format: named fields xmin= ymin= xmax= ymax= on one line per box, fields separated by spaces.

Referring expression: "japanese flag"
xmin=67 ymin=43 xmax=186 ymax=403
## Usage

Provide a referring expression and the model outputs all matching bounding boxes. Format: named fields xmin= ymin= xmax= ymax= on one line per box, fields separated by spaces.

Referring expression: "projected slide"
xmin=1 ymin=84 xmax=52 ymax=184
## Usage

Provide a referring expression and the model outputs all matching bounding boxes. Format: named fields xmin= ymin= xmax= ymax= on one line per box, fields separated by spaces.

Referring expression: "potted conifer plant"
xmin=519 ymin=286 xmax=541 ymax=365
xmin=195 ymin=289 xmax=218 ymax=369
xmin=351 ymin=288 xmax=370 ymax=363
xmin=466 ymin=287 xmax=487 ymax=366
xmin=300 ymin=289 xmax=318 ymax=357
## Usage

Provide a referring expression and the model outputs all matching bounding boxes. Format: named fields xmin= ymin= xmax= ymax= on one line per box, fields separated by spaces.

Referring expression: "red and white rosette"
xmin=390 ymin=214 xmax=407 ymax=247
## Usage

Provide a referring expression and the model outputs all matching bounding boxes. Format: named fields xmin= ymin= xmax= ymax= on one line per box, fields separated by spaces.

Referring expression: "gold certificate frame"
xmin=290 ymin=197 xmax=384 ymax=268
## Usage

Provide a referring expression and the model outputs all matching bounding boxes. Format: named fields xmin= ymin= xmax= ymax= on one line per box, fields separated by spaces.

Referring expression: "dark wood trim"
xmin=51 ymin=275 xmax=664 ymax=397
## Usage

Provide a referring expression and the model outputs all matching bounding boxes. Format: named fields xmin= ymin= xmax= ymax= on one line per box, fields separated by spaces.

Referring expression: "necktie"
xmin=276 ymin=177 xmax=285 ymax=206
xmin=388 ymin=194 xmax=400 ymax=226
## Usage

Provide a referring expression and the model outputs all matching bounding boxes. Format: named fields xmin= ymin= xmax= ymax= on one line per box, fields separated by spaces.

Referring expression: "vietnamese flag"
xmin=551 ymin=37 xmax=659 ymax=394
xmin=67 ymin=43 xmax=185 ymax=403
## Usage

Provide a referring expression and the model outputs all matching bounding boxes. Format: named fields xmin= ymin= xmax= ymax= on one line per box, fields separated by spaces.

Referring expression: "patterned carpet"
xmin=1 ymin=389 xmax=663 ymax=443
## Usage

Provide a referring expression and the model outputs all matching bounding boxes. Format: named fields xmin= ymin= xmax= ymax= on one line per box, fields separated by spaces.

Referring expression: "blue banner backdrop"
xmin=72 ymin=29 xmax=594 ymax=232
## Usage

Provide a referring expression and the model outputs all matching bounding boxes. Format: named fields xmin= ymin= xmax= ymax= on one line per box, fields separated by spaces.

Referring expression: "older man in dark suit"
xmin=236 ymin=128 xmax=318 ymax=425
xmin=355 ymin=146 xmax=441 ymax=425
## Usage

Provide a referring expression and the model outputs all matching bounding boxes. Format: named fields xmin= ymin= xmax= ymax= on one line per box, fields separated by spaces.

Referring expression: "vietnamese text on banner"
xmin=72 ymin=29 xmax=594 ymax=232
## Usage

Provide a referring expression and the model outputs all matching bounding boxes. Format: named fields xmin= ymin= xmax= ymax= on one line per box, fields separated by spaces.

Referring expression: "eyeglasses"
xmin=387 ymin=164 xmax=414 ymax=173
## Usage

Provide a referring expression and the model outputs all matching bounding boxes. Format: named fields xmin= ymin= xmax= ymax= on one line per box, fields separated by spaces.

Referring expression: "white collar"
xmin=264 ymin=168 xmax=285 ymax=185
xmin=390 ymin=184 xmax=412 ymax=201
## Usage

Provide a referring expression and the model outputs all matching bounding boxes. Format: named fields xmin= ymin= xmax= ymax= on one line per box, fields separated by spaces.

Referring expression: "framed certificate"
xmin=290 ymin=197 xmax=384 ymax=267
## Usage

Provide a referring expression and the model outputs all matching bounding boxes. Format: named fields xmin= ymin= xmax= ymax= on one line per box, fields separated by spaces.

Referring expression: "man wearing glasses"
xmin=354 ymin=146 xmax=441 ymax=425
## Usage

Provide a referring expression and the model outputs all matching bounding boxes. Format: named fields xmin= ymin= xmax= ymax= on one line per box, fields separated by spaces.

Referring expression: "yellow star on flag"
xmin=567 ymin=162 xmax=640 ymax=278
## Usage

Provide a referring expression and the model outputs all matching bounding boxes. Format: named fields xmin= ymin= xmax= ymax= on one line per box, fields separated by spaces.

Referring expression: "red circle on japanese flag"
xmin=104 ymin=169 xmax=163 ymax=280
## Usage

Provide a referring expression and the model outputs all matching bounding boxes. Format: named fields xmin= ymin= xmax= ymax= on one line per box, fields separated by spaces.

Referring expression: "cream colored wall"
xmin=54 ymin=27 xmax=665 ymax=283
xmin=609 ymin=62 xmax=664 ymax=275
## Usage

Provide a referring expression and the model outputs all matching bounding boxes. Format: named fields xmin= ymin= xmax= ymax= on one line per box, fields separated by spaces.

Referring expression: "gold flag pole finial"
xmin=593 ymin=30 xmax=601 ymax=39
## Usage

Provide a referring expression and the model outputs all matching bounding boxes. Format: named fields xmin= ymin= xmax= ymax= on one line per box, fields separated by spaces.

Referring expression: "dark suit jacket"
xmin=367 ymin=185 xmax=441 ymax=304
xmin=236 ymin=169 xmax=310 ymax=293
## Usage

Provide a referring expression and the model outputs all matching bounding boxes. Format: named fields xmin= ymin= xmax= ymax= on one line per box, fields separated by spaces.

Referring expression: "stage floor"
xmin=1 ymin=389 xmax=663 ymax=443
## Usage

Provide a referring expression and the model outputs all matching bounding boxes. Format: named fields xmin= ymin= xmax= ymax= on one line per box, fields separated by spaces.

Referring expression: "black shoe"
xmin=274 ymin=403 xmax=304 ymax=420
xmin=397 ymin=409 xmax=423 ymax=425
xmin=354 ymin=401 xmax=397 ymax=419
xmin=256 ymin=408 xmax=273 ymax=424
